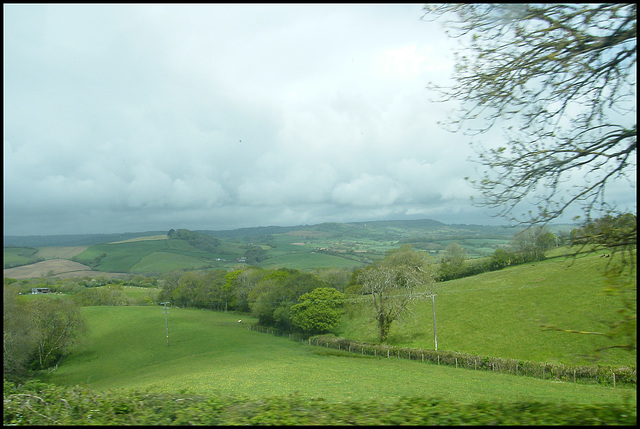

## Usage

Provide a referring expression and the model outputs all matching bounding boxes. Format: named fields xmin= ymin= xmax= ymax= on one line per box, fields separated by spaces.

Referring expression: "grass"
xmin=45 ymin=306 xmax=634 ymax=406
xmin=35 ymin=246 xmax=89 ymax=260
xmin=130 ymin=252 xmax=210 ymax=273
xmin=337 ymin=250 xmax=636 ymax=367
xmin=3 ymin=247 xmax=41 ymax=268
xmin=261 ymin=252 xmax=366 ymax=270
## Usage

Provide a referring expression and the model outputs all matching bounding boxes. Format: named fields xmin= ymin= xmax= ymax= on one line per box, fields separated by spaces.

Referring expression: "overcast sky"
xmin=3 ymin=4 xmax=636 ymax=236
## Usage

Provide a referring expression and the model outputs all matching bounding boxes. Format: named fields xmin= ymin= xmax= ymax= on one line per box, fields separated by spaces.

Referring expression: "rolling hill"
xmin=5 ymin=219 xmax=536 ymax=275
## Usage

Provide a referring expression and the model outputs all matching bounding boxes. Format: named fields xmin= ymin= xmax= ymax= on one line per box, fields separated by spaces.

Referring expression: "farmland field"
xmin=337 ymin=251 xmax=636 ymax=367
xmin=4 ymin=219 xmax=524 ymax=275
xmin=130 ymin=252 xmax=211 ymax=273
xmin=4 ymin=259 xmax=94 ymax=279
xmin=45 ymin=306 xmax=634 ymax=406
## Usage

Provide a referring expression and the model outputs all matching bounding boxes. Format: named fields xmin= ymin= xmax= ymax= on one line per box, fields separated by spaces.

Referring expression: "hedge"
xmin=293 ymin=333 xmax=635 ymax=387
xmin=4 ymin=380 xmax=636 ymax=426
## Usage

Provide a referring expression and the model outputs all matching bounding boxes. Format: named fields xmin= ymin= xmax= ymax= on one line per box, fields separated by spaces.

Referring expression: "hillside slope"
xmin=337 ymin=251 xmax=636 ymax=367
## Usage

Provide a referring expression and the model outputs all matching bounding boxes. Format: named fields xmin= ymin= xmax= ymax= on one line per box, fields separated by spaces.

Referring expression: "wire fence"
xmin=247 ymin=325 xmax=636 ymax=387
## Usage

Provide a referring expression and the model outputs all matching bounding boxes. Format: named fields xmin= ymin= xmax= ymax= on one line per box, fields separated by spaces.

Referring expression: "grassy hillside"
xmin=45 ymin=306 xmax=634 ymax=406
xmin=3 ymin=247 xmax=43 ymax=268
xmin=337 ymin=250 xmax=636 ymax=367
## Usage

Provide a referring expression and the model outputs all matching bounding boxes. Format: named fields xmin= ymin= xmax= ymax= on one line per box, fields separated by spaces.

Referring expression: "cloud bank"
xmin=4 ymin=4 xmax=635 ymax=236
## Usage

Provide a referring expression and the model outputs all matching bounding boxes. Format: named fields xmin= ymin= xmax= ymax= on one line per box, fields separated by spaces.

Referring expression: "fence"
xmin=247 ymin=325 xmax=636 ymax=387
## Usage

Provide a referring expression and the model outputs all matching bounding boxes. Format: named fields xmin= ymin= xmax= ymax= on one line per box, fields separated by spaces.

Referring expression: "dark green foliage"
xmin=439 ymin=242 xmax=468 ymax=281
xmin=169 ymin=229 xmax=220 ymax=252
xmin=249 ymin=269 xmax=325 ymax=330
xmin=291 ymin=288 xmax=345 ymax=334
xmin=27 ymin=297 xmax=87 ymax=371
xmin=72 ymin=284 xmax=132 ymax=307
xmin=3 ymin=379 xmax=635 ymax=425
xmin=243 ymin=246 xmax=266 ymax=264
xmin=3 ymin=290 xmax=87 ymax=378
xmin=570 ymin=213 xmax=637 ymax=254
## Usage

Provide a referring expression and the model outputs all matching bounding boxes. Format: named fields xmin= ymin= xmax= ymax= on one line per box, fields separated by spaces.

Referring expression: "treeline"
xmin=437 ymin=225 xmax=560 ymax=281
xmin=167 ymin=228 xmax=220 ymax=252
xmin=435 ymin=216 xmax=636 ymax=282
xmin=158 ymin=267 xmax=350 ymax=334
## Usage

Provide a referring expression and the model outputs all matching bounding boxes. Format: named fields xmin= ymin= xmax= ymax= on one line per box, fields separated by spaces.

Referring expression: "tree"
xmin=171 ymin=271 xmax=203 ymax=308
xmin=249 ymin=269 xmax=324 ymax=330
xmin=3 ymin=286 xmax=38 ymax=380
xmin=424 ymin=4 xmax=636 ymax=354
xmin=28 ymin=296 xmax=87 ymax=370
xmin=439 ymin=242 xmax=468 ymax=280
xmin=490 ymin=247 xmax=513 ymax=270
xmin=423 ymin=4 xmax=636 ymax=225
xmin=510 ymin=225 xmax=556 ymax=262
xmin=291 ymin=287 xmax=345 ymax=335
xmin=358 ymin=247 xmax=435 ymax=342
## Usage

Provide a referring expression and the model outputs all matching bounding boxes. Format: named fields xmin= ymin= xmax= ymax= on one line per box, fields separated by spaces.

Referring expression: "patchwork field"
xmin=4 ymin=219 xmax=525 ymax=275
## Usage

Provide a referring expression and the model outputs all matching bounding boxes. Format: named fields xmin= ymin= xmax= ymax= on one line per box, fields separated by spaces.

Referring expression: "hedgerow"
xmin=4 ymin=379 xmax=635 ymax=425
xmin=305 ymin=334 xmax=637 ymax=387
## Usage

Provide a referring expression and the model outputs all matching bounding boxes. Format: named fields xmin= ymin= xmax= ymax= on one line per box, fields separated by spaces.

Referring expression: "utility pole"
xmin=430 ymin=294 xmax=438 ymax=351
xmin=160 ymin=302 xmax=170 ymax=346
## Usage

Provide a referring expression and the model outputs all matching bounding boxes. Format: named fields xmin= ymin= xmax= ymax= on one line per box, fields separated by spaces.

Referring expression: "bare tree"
xmin=358 ymin=247 xmax=436 ymax=342
xmin=424 ymin=3 xmax=636 ymax=355
xmin=423 ymin=4 xmax=636 ymax=225
xmin=29 ymin=297 xmax=87 ymax=370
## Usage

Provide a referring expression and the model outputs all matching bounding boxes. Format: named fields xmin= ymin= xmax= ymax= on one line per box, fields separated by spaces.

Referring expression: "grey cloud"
xmin=4 ymin=4 xmax=634 ymax=236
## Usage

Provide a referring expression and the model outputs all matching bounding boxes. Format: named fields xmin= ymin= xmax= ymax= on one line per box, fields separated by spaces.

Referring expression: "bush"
xmin=3 ymin=380 xmax=636 ymax=425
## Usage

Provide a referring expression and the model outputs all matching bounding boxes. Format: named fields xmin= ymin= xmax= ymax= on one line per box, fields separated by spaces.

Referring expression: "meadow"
xmin=337 ymin=250 xmax=636 ymax=367
xmin=45 ymin=306 xmax=634 ymax=406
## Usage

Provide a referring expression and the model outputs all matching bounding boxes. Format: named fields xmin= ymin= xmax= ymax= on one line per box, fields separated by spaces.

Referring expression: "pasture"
xmin=46 ymin=306 xmax=634 ymax=406
xmin=337 ymin=251 xmax=636 ymax=367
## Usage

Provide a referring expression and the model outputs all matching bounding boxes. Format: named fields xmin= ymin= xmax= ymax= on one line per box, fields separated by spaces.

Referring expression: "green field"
xmin=45 ymin=306 xmax=634 ymax=406
xmin=130 ymin=252 xmax=211 ymax=272
xmin=337 ymin=251 xmax=636 ymax=367
xmin=3 ymin=247 xmax=42 ymax=268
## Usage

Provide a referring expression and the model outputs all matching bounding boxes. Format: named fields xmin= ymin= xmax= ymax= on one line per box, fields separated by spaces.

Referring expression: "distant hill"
xmin=3 ymin=231 xmax=168 ymax=248
xmin=3 ymin=219 xmax=455 ymax=247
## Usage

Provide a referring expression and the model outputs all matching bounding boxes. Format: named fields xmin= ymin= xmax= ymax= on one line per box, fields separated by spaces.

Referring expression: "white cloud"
xmin=3 ymin=4 xmax=635 ymax=236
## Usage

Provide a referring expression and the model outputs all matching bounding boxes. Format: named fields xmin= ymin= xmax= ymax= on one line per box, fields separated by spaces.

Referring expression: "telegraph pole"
xmin=160 ymin=302 xmax=170 ymax=346
xmin=430 ymin=294 xmax=438 ymax=351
